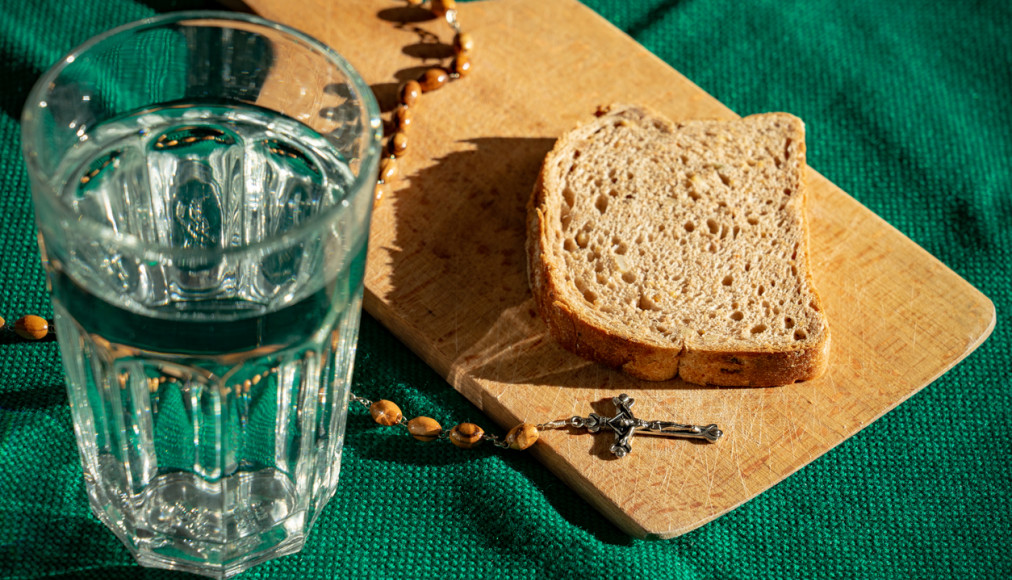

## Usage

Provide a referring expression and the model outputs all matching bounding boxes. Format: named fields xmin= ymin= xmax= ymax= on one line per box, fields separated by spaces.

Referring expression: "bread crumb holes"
xmin=562 ymin=187 xmax=575 ymax=208
xmin=595 ymin=194 xmax=608 ymax=213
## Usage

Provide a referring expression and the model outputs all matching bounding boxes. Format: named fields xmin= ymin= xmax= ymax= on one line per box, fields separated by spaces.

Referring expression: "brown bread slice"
xmin=526 ymin=105 xmax=830 ymax=386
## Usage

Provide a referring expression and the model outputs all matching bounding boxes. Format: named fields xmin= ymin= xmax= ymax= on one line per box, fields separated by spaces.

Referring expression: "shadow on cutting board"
xmin=375 ymin=135 xmax=711 ymax=395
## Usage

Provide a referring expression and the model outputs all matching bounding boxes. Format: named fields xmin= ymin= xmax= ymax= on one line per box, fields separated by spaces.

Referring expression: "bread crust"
xmin=526 ymin=105 xmax=830 ymax=386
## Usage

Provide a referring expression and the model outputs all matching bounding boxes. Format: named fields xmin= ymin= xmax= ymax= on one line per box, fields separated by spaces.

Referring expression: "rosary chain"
xmin=373 ymin=0 xmax=473 ymax=206
xmin=356 ymin=389 xmax=543 ymax=452
xmin=350 ymin=393 xmax=373 ymax=409
xmin=482 ymin=432 xmax=512 ymax=449
xmin=1 ymin=307 xmax=718 ymax=457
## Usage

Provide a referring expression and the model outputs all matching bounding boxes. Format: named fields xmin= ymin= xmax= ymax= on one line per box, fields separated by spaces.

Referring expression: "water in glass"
xmin=45 ymin=102 xmax=365 ymax=577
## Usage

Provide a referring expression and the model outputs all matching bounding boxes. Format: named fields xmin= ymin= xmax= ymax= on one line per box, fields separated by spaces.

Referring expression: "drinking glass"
xmin=20 ymin=12 xmax=381 ymax=578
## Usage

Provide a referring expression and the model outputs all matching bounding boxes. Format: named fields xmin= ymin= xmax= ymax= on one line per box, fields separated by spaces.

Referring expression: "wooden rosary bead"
xmin=399 ymin=80 xmax=421 ymax=106
xmin=390 ymin=131 xmax=409 ymax=157
xmin=451 ymin=53 xmax=471 ymax=78
xmin=449 ymin=422 xmax=484 ymax=448
xmin=406 ymin=0 xmax=422 ymax=5
xmin=431 ymin=0 xmax=455 ymax=18
xmin=370 ymin=400 xmax=403 ymax=426
xmin=394 ymin=105 xmax=412 ymax=133
xmin=374 ymin=182 xmax=390 ymax=205
xmin=407 ymin=416 xmax=442 ymax=442
xmin=14 ymin=315 xmax=48 ymax=340
xmin=379 ymin=157 xmax=398 ymax=182
xmin=418 ymin=67 xmax=449 ymax=92
xmin=453 ymin=32 xmax=474 ymax=54
xmin=0 ymin=315 xmax=5 ymax=328
xmin=505 ymin=423 xmax=539 ymax=450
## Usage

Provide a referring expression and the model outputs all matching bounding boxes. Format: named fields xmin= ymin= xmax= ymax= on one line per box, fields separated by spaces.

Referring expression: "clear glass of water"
xmin=20 ymin=12 xmax=381 ymax=578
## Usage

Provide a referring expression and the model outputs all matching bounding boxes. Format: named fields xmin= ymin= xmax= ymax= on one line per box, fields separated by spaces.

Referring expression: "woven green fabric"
xmin=1 ymin=0 xmax=1009 ymax=578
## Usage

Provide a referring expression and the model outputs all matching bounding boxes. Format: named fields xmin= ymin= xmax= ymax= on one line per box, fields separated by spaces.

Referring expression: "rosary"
xmin=3 ymin=0 xmax=722 ymax=459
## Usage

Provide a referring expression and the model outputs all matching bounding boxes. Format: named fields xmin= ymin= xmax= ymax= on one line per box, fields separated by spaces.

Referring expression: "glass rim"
xmin=21 ymin=10 xmax=382 ymax=261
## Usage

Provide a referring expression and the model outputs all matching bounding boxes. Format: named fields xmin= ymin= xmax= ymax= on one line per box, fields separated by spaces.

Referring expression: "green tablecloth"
xmin=1 ymin=0 xmax=1008 ymax=578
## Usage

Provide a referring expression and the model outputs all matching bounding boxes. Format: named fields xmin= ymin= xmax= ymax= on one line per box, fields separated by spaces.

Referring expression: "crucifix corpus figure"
xmin=552 ymin=394 xmax=723 ymax=457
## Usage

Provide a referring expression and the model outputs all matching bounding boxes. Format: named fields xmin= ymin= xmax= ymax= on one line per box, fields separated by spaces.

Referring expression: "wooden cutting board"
xmin=242 ymin=0 xmax=996 ymax=538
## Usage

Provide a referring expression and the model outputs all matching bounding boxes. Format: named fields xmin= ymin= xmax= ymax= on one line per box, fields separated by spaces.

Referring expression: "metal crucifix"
xmin=555 ymin=394 xmax=722 ymax=457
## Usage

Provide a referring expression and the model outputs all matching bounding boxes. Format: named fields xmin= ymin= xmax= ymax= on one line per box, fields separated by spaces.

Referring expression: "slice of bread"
xmin=526 ymin=105 xmax=830 ymax=386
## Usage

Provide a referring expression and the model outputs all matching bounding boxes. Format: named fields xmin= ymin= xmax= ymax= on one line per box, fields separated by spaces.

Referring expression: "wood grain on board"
xmin=242 ymin=0 xmax=995 ymax=538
